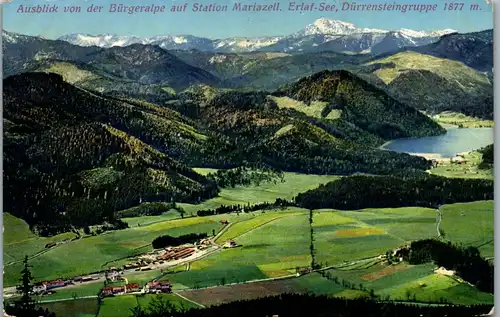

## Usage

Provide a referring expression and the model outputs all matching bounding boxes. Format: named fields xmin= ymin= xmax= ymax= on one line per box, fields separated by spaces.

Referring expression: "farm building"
xmin=78 ymin=275 xmax=98 ymax=282
xmin=123 ymin=263 xmax=140 ymax=270
xmin=125 ymin=283 xmax=141 ymax=293
xmin=198 ymin=238 xmax=212 ymax=246
xmin=145 ymin=281 xmax=172 ymax=293
xmin=112 ymin=286 xmax=125 ymax=295
xmin=100 ymin=285 xmax=125 ymax=297
xmin=223 ymin=240 xmax=238 ymax=248
xmin=296 ymin=267 xmax=312 ymax=276
xmin=159 ymin=247 xmax=195 ymax=261
xmin=42 ymin=279 xmax=67 ymax=290
xmin=45 ymin=242 xmax=57 ymax=249
xmin=101 ymin=286 xmax=114 ymax=297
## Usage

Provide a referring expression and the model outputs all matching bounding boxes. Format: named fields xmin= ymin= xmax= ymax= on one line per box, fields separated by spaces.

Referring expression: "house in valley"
xmin=125 ymin=283 xmax=141 ymax=293
xmin=145 ymin=281 xmax=172 ymax=293
xmin=223 ymin=240 xmax=238 ymax=248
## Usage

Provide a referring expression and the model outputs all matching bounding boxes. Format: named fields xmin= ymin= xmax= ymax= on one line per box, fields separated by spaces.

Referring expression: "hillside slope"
xmin=408 ymin=30 xmax=493 ymax=72
xmin=3 ymin=72 xmax=218 ymax=235
xmin=273 ymin=69 xmax=445 ymax=139
xmin=359 ymin=52 xmax=493 ymax=119
xmin=188 ymin=89 xmax=434 ymax=176
xmin=3 ymin=31 xmax=221 ymax=91
xmin=25 ymin=59 xmax=177 ymax=104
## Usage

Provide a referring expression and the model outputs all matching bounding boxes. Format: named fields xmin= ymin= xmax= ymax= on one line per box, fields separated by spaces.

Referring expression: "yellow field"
xmin=334 ymin=227 xmax=386 ymax=238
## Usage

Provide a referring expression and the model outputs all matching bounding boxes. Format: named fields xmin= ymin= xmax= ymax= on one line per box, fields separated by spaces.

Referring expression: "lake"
xmin=381 ymin=128 xmax=494 ymax=158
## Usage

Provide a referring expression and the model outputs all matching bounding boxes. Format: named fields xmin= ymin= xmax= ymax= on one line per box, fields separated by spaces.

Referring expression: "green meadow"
xmin=3 ymin=172 xmax=336 ymax=286
xmin=177 ymin=172 xmax=339 ymax=216
xmin=3 ymin=217 xmax=224 ymax=286
xmin=166 ymin=210 xmax=312 ymax=289
xmin=439 ymin=201 xmax=494 ymax=257
xmin=98 ymin=294 xmax=198 ymax=317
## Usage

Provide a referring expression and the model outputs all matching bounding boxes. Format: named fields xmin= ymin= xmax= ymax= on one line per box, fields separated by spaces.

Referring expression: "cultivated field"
xmin=439 ymin=201 xmax=494 ymax=257
xmin=3 ymin=173 xmax=336 ymax=286
xmin=3 ymin=216 xmax=223 ymax=286
xmin=166 ymin=210 xmax=311 ymax=289
xmin=3 ymin=170 xmax=493 ymax=315
xmin=97 ymin=294 xmax=198 ymax=317
xmin=40 ymin=298 xmax=99 ymax=317
xmin=179 ymin=274 xmax=344 ymax=307
xmin=312 ymin=208 xmax=437 ymax=266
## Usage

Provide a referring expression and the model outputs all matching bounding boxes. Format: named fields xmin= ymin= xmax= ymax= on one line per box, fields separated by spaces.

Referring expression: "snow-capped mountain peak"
xmin=399 ymin=28 xmax=457 ymax=38
xmin=298 ymin=18 xmax=359 ymax=36
xmin=52 ymin=18 xmax=461 ymax=55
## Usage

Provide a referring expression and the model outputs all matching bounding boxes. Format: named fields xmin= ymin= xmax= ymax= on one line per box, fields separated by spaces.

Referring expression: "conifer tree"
xmin=15 ymin=256 xmax=36 ymax=314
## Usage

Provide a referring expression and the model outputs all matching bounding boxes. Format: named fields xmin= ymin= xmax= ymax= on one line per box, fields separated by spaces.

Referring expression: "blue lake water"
xmin=381 ymin=128 xmax=494 ymax=158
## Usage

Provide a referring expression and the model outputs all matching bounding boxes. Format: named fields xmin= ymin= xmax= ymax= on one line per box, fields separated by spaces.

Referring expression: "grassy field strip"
xmin=213 ymin=222 xmax=234 ymax=241
xmin=215 ymin=209 xmax=306 ymax=244
xmin=39 ymin=295 xmax=99 ymax=304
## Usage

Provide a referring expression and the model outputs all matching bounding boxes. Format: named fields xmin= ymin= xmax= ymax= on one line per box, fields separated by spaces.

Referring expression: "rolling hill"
xmin=26 ymin=59 xmax=177 ymax=104
xmin=273 ymin=69 xmax=446 ymax=139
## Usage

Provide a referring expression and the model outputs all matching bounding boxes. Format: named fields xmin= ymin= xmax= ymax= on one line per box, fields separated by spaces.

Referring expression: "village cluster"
xmin=32 ymin=232 xmax=240 ymax=298
xmin=101 ymin=280 xmax=173 ymax=297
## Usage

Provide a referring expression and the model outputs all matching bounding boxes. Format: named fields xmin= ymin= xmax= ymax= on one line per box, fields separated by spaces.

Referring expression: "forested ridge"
xmin=2 ymin=70 xmax=489 ymax=236
xmin=294 ymin=174 xmax=493 ymax=210
xmin=3 ymin=73 xmax=219 ymax=235
xmin=274 ymin=70 xmax=446 ymax=139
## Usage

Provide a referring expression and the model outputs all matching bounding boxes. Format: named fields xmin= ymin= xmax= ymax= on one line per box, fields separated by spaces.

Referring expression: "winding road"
xmin=436 ymin=207 xmax=443 ymax=238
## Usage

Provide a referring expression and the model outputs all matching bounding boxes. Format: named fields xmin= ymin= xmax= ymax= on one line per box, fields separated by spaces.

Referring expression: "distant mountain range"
xmin=2 ymin=27 xmax=493 ymax=119
xmin=56 ymin=18 xmax=457 ymax=55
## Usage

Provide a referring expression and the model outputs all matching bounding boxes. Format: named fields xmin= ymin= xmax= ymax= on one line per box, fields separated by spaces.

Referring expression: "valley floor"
xmin=4 ymin=172 xmax=494 ymax=317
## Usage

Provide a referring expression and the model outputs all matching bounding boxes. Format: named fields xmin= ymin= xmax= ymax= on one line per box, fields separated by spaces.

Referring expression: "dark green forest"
xmin=128 ymin=294 xmax=492 ymax=317
xmin=152 ymin=233 xmax=208 ymax=249
xmin=294 ymin=174 xmax=493 ymax=210
xmin=4 ymin=72 xmax=452 ymax=235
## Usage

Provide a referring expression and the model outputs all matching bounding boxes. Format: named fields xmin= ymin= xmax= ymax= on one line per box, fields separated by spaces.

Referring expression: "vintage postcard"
xmin=2 ymin=0 xmax=494 ymax=316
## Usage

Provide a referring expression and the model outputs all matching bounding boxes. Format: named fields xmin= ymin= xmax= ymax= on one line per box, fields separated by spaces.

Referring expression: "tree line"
xmin=128 ymin=293 xmax=492 ymax=317
xmin=294 ymin=174 xmax=493 ymax=210
xmin=196 ymin=198 xmax=292 ymax=217
xmin=479 ymin=143 xmax=493 ymax=169
xmin=152 ymin=233 xmax=208 ymax=249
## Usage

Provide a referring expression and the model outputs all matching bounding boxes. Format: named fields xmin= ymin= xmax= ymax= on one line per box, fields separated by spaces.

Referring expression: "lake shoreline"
xmin=379 ymin=127 xmax=493 ymax=159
